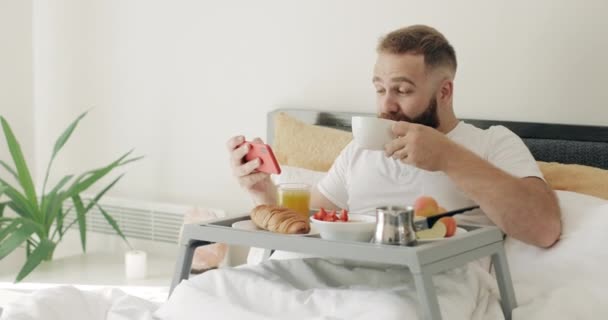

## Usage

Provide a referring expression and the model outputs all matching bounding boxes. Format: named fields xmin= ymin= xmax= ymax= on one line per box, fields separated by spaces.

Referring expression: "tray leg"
xmin=263 ymin=249 xmax=273 ymax=261
xmin=413 ymin=269 xmax=442 ymax=320
xmin=169 ymin=239 xmax=211 ymax=296
xmin=491 ymin=244 xmax=517 ymax=320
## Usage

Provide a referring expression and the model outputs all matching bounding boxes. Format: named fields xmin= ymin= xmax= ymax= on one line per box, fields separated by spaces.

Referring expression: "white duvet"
xmin=507 ymin=191 xmax=608 ymax=319
xmin=3 ymin=191 xmax=607 ymax=320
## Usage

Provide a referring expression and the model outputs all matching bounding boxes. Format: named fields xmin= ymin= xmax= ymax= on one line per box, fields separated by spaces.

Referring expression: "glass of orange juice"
xmin=277 ymin=183 xmax=311 ymax=218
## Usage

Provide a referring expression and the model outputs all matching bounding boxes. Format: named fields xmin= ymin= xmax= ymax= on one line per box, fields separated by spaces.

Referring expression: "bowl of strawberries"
xmin=310 ymin=208 xmax=376 ymax=242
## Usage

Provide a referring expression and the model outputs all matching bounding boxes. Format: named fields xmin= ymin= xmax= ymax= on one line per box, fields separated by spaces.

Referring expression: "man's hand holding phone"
xmin=227 ymin=135 xmax=280 ymax=205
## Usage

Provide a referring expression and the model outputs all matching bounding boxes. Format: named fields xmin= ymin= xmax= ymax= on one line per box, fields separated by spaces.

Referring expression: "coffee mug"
xmin=351 ymin=116 xmax=396 ymax=150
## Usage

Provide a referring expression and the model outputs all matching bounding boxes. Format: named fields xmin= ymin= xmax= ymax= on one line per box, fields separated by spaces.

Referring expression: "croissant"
xmin=250 ymin=205 xmax=310 ymax=234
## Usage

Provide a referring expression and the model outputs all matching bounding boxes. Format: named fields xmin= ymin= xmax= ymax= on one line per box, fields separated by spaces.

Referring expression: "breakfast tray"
xmin=170 ymin=214 xmax=517 ymax=320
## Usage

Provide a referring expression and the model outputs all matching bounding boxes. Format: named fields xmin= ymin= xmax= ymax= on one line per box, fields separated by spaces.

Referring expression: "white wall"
xmin=33 ymin=0 xmax=608 ymax=214
xmin=0 ymin=0 xmax=34 ymax=179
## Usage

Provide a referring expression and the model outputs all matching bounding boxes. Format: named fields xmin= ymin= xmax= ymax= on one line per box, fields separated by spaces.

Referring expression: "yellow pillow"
xmin=272 ymin=112 xmax=608 ymax=200
xmin=272 ymin=112 xmax=352 ymax=172
xmin=538 ymin=161 xmax=608 ymax=200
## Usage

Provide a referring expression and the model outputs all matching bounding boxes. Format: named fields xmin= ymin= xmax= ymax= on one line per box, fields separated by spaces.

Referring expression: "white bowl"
xmin=310 ymin=214 xmax=376 ymax=242
xmin=351 ymin=116 xmax=396 ymax=150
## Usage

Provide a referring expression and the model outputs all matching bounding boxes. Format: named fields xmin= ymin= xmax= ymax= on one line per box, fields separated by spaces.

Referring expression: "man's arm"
xmin=387 ymin=122 xmax=562 ymax=248
xmin=311 ymin=186 xmax=341 ymax=210
xmin=444 ymin=144 xmax=561 ymax=247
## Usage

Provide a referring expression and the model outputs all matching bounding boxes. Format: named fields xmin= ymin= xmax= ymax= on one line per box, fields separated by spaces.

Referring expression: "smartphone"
xmin=242 ymin=141 xmax=282 ymax=175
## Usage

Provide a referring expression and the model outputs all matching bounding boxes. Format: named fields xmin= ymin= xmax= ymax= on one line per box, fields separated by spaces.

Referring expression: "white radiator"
xmin=62 ymin=196 xmax=187 ymax=244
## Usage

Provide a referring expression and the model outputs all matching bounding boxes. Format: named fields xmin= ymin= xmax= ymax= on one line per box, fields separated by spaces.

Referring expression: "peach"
xmin=438 ymin=217 xmax=457 ymax=237
xmin=414 ymin=196 xmax=439 ymax=217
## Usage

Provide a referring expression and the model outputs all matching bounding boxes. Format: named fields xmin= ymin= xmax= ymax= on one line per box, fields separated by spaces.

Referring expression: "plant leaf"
xmin=97 ymin=204 xmax=131 ymax=249
xmin=7 ymin=201 xmax=30 ymax=219
xmin=56 ymin=206 xmax=64 ymax=238
xmin=0 ymin=217 xmax=43 ymax=242
xmin=0 ymin=117 xmax=39 ymax=215
xmin=45 ymin=194 xmax=65 ymax=235
xmin=52 ymin=112 xmax=88 ymax=161
xmin=65 ymin=150 xmax=139 ymax=198
xmin=41 ymin=112 xmax=88 ymax=198
xmin=0 ymin=178 xmax=35 ymax=220
xmin=0 ymin=185 xmax=6 ymax=218
xmin=84 ymin=174 xmax=124 ymax=212
xmin=72 ymin=195 xmax=87 ymax=252
xmin=52 ymin=174 xmax=124 ymax=243
xmin=41 ymin=175 xmax=73 ymax=227
xmin=49 ymin=175 xmax=73 ymax=197
xmin=0 ymin=216 xmax=11 ymax=225
xmin=16 ymin=238 xmax=56 ymax=282
xmin=0 ymin=218 xmax=18 ymax=243
xmin=0 ymin=220 xmax=36 ymax=260
xmin=117 ymin=155 xmax=144 ymax=167
xmin=0 ymin=160 xmax=18 ymax=180
xmin=0 ymin=219 xmax=12 ymax=231
xmin=50 ymin=206 xmax=72 ymax=242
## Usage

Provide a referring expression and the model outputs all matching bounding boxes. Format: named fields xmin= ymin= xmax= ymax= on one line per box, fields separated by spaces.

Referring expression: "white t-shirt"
xmin=317 ymin=121 xmax=543 ymax=225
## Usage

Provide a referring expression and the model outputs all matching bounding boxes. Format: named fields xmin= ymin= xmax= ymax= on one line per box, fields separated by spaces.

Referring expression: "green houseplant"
xmin=0 ymin=112 xmax=142 ymax=281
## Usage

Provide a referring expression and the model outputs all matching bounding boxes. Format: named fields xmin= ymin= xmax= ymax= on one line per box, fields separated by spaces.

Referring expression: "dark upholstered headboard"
xmin=268 ymin=109 xmax=608 ymax=170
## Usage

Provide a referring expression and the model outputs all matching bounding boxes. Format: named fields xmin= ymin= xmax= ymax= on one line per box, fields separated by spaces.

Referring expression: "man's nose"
xmin=379 ymin=93 xmax=400 ymax=114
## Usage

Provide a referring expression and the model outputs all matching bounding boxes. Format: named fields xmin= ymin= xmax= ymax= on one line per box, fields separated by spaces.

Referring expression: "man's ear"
xmin=438 ymin=78 xmax=453 ymax=102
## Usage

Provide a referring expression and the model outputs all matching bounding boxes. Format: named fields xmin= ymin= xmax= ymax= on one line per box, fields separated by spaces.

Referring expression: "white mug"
xmin=351 ymin=116 xmax=396 ymax=150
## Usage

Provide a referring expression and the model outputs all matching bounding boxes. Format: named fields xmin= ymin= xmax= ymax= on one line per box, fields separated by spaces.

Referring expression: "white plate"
xmin=418 ymin=227 xmax=468 ymax=241
xmin=231 ymin=219 xmax=320 ymax=237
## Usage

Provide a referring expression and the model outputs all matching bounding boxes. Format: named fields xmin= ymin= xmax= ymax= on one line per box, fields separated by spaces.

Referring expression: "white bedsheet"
xmin=3 ymin=191 xmax=608 ymax=320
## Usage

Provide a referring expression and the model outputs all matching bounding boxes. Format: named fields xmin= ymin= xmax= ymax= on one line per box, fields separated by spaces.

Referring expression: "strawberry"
xmin=313 ymin=208 xmax=327 ymax=220
xmin=325 ymin=210 xmax=338 ymax=222
xmin=339 ymin=209 xmax=349 ymax=222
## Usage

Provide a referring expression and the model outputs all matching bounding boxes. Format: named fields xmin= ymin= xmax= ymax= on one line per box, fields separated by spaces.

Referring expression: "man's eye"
xmin=398 ymin=89 xmax=413 ymax=95
xmin=376 ymin=88 xmax=386 ymax=94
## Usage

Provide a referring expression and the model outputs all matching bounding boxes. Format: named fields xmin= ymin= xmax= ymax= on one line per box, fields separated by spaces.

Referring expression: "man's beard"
xmin=378 ymin=97 xmax=440 ymax=129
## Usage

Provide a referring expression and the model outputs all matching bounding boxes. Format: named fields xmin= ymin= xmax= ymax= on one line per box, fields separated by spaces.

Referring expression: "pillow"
xmin=271 ymin=112 xmax=608 ymax=200
xmin=272 ymin=112 xmax=352 ymax=172
xmin=272 ymin=165 xmax=327 ymax=188
xmin=538 ymin=161 xmax=608 ymax=200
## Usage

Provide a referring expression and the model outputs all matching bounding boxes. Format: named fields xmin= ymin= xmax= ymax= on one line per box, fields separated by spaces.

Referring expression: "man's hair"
xmin=377 ymin=25 xmax=457 ymax=74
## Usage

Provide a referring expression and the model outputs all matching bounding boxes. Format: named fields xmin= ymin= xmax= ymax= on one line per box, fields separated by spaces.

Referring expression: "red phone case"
xmin=243 ymin=142 xmax=282 ymax=175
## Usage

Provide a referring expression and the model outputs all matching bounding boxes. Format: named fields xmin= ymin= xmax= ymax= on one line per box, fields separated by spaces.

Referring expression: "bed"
xmin=3 ymin=108 xmax=608 ymax=320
